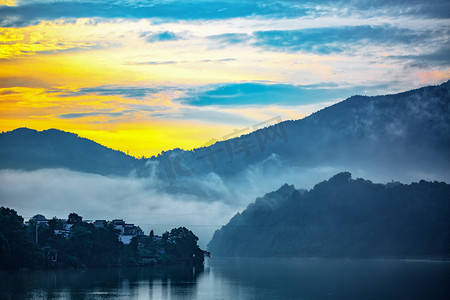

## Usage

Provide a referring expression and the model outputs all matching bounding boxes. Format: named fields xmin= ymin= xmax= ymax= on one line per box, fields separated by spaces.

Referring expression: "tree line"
xmin=0 ymin=208 xmax=208 ymax=269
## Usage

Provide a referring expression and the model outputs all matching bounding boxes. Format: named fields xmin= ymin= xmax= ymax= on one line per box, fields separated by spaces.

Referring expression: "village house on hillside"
xmin=4 ymin=207 xmax=208 ymax=269
xmin=111 ymin=219 xmax=144 ymax=244
xmin=26 ymin=217 xmax=144 ymax=245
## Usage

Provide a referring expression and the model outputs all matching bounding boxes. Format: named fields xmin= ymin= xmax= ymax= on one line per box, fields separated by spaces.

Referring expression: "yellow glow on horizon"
xmin=0 ymin=86 xmax=238 ymax=157
xmin=0 ymin=85 xmax=306 ymax=157
xmin=0 ymin=0 xmax=15 ymax=6
xmin=76 ymin=123 xmax=236 ymax=158
xmin=0 ymin=117 xmax=236 ymax=158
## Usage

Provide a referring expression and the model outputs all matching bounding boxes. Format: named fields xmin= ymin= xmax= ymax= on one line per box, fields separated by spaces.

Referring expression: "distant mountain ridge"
xmin=0 ymin=128 xmax=140 ymax=175
xmin=207 ymin=172 xmax=450 ymax=258
xmin=1 ymin=80 xmax=449 ymax=183
xmin=151 ymin=79 xmax=450 ymax=183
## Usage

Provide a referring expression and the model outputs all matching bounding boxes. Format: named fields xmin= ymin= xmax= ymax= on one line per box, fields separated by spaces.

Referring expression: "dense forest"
xmin=208 ymin=173 xmax=450 ymax=258
xmin=0 ymin=208 xmax=208 ymax=270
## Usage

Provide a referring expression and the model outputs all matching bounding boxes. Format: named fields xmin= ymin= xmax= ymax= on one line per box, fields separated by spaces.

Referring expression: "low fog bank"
xmin=0 ymin=156 xmax=447 ymax=247
xmin=0 ymin=168 xmax=233 ymax=248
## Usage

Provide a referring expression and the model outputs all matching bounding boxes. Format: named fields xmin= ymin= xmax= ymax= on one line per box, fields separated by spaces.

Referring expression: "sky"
xmin=1 ymin=0 xmax=449 ymax=157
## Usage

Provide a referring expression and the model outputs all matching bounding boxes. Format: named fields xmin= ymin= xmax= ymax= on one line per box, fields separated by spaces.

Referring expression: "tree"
xmin=48 ymin=217 xmax=64 ymax=231
xmin=67 ymin=213 xmax=82 ymax=224
xmin=0 ymin=207 xmax=34 ymax=269
xmin=30 ymin=214 xmax=46 ymax=222
xmin=91 ymin=222 xmax=121 ymax=267
xmin=69 ymin=225 xmax=92 ymax=266
xmin=166 ymin=227 xmax=206 ymax=265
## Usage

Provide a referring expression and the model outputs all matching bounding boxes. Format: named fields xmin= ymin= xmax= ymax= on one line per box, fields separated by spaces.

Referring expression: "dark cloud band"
xmin=2 ymin=0 xmax=448 ymax=28
xmin=0 ymin=1 xmax=306 ymax=27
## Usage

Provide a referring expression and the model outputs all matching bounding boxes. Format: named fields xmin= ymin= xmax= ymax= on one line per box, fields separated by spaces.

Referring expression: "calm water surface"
xmin=1 ymin=257 xmax=449 ymax=300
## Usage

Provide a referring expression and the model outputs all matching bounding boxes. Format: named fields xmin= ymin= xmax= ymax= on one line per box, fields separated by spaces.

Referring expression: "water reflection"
xmin=0 ymin=258 xmax=449 ymax=300
xmin=0 ymin=265 xmax=203 ymax=300
xmin=204 ymin=257 xmax=450 ymax=300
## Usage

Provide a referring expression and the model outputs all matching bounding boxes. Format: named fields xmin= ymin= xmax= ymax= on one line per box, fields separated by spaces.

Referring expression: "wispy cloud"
xmin=389 ymin=46 xmax=450 ymax=68
xmin=47 ymin=85 xmax=167 ymax=99
xmin=208 ymin=33 xmax=251 ymax=45
xmin=58 ymin=111 xmax=128 ymax=119
xmin=179 ymin=82 xmax=391 ymax=106
xmin=142 ymin=31 xmax=182 ymax=43
xmin=126 ymin=61 xmax=177 ymax=65
xmin=31 ymin=44 xmax=104 ymax=55
xmin=252 ymin=25 xmax=436 ymax=54
xmin=0 ymin=76 xmax=49 ymax=88
xmin=126 ymin=58 xmax=236 ymax=66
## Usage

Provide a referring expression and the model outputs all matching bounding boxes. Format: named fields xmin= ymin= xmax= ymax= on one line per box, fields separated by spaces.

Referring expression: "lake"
xmin=1 ymin=257 xmax=449 ymax=299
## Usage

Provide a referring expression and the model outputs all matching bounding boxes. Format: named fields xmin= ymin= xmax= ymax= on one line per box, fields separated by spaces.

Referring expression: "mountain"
xmin=150 ymin=80 xmax=450 ymax=184
xmin=0 ymin=128 xmax=140 ymax=175
xmin=207 ymin=172 xmax=450 ymax=258
xmin=1 ymin=80 xmax=449 ymax=183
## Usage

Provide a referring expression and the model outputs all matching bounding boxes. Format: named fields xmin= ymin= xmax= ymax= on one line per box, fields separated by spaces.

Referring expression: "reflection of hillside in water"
xmin=203 ymin=257 xmax=450 ymax=300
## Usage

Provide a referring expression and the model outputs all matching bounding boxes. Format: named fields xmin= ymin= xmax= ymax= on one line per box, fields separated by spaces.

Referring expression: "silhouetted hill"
xmin=207 ymin=173 xmax=450 ymax=258
xmin=0 ymin=128 xmax=140 ymax=175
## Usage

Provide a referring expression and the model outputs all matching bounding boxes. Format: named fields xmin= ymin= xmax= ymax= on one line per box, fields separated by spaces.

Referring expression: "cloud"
xmin=58 ymin=111 xmax=127 ymax=119
xmin=1 ymin=1 xmax=448 ymax=28
xmin=142 ymin=31 xmax=182 ymax=43
xmin=150 ymin=106 xmax=256 ymax=126
xmin=126 ymin=58 xmax=236 ymax=65
xmin=0 ymin=90 xmax=18 ymax=95
xmin=340 ymin=0 xmax=450 ymax=18
xmin=252 ymin=25 xmax=433 ymax=54
xmin=47 ymin=85 xmax=166 ymax=99
xmin=389 ymin=46 xmax=450 ymax=68
xmin=200 ymin=58 xmax=236 ymax=63
xmin=126 ymin=61 xmax=177 ymax=65
xmin=0 ymin=1 xmax=307 ymax=27
xmin=208 ymin=33 xmax=251 ymax=45
xmin=32 ymin=44 xmax=105 ymax=55
xmin=0 ymin=75 xmax=49 ymax=88
xmin=179 ymin=82 xmax=390 ymax=106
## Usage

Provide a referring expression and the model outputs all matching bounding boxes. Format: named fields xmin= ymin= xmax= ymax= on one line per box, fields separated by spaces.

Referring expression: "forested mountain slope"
xmin=208 ymin=172 xmax=450 ymax=258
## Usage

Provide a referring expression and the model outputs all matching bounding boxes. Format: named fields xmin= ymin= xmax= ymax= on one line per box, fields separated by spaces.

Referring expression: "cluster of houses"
xmin=110 ymin=219 xmax=144 ymax=244
xmin=25 ymin=217 xmax=144 ymax=245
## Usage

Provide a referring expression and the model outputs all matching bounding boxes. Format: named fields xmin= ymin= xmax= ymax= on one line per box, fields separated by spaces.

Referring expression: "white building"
xmin=112 ymin=219 xmax=144 ymax=244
